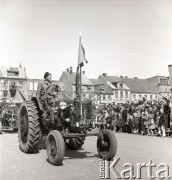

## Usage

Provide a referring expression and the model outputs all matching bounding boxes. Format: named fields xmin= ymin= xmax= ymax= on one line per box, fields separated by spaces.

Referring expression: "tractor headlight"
xmin=59 ymin=102 xmax=67 ymax=110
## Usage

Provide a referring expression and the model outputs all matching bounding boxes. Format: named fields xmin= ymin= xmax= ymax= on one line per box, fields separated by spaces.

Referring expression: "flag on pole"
xmin=78 ymin=36 xmax=88 ymax=67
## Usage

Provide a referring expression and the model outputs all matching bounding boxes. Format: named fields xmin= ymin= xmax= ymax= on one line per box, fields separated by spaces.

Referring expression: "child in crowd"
xmin=148 ymin=111 xmax=155 ymax=135
xmin=142 ymin=110 xmax=149 ymax=135
xmin=133 ymin=112 xmax=139 ymax=134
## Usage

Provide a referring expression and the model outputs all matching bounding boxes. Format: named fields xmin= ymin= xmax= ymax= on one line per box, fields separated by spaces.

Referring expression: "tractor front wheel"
xmin=97 ymin=129 xmax=117 ymax=159
xmin=46 ymin=130 xmax=65 ymax=166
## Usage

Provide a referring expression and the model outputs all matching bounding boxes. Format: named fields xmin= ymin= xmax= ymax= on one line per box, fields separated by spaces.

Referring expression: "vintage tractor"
xmin=18 ymin=84 xmax=117 ymax=166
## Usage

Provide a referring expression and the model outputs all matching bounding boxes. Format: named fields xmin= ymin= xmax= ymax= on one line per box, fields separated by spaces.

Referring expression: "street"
xmin=0 ymin=131 xmax=172 ymax=180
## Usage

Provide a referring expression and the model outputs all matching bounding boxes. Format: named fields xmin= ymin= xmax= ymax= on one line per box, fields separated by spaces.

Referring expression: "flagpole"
xmin=80 ymin=65 xmax=82 ymax=119
xmin=78 ymin=33 xmax=82 ymax=119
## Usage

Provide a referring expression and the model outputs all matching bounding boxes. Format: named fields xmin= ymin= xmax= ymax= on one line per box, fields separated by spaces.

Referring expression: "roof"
xmin=0 ymin=66 xmax=27 ymax=79
xmin=121 ymin=77 xmax=159 ymax=93
xmin=62 ymin=71 xmax=93 ymax=86
xmin=98 ymin=75 xmax=121 ymax=83
xmin=98 ymin=75 xmax=117 ymax=94
xmin=89 ymin=79 xmax=104 ymax=85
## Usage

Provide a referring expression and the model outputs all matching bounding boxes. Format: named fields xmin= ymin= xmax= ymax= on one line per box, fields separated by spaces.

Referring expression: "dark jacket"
xmin=159 ymin=104 xmax=171 ymax=128
xmin=36 ymin=80 xmax=51 ymax=100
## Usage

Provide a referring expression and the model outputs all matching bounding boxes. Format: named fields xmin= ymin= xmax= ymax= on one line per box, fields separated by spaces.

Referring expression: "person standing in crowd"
xmin=148 ymin=110 xmax=155 ymax=136
xmin=143 ymin=110 xmax=149 ymax=135
xmin=154 ymin=111 xmax=161 ymax=135
xmin=158 ymin=97 xmax=171 ymax=137
xmin=110 ymin=109 xmax=117 ymax=132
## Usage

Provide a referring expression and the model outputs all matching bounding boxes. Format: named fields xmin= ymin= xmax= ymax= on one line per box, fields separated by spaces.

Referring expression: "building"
xmin=59 ymin=67 xmax=94 ymax=99
xmin=121 ymin=77 xmax=159 ymax=102
xmin=98 ymin=73 xmax=131 ymax=103
xmin=147 ymin=75 xmax=172 ymax=100
xmin=0 ymin=65 xmax=29 ymax=101
xmin=89 ymin=79 xmax=107 ymax=103
xmin=169 ymin=64 xmax=172 ymax=100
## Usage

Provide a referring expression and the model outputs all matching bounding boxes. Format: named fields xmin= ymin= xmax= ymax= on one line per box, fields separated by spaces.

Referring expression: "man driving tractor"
xmin=36 ymin=72 xmax=60 ymax=110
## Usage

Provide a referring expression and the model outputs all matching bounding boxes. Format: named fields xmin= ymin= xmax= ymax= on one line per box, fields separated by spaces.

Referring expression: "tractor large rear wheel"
xmin=18 ymin=101 xmax=40 ymax=153
xmin=0 ymin=121 xmax=2 ymax=134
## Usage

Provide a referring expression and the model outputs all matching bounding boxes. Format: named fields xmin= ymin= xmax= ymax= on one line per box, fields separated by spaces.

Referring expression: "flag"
xmin=78 ymin=36 xmax=88 ymax=67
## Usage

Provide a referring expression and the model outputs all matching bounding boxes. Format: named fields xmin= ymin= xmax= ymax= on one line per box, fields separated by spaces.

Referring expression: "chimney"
xmin=82 ymin=71 xmax=85 ymax=74
xmin=168 ymin=64 xmax=172 ymax=85
xmin=120 ymin=76 xmax=123 ymax=78
xmin=134 ymin=77 xmax=138 ymax=79
xmin=70 ymin=67 xmax=73 ymax=74
xmin=66 ymin=68 xmax=69 ymax=72
xmin=125 ymin=76 xmax=128 ymax=78
xmin=102 ymin=73 xmax=107 ymax=76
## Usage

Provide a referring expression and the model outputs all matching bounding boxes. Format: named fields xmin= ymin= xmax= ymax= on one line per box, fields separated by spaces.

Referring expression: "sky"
xmin=0 ymin=0 xmax=172 ymax=80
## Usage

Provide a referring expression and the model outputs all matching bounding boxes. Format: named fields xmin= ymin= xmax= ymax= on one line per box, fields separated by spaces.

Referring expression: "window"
xmin=120 ymin=91 xmax=123 ymax=98
xmin=144 ymin=95 xmax=147 ymax=99
xmin=160 ymin=79 xmax=168 ymax=84
xmin=125 ymin=92 xmax=128 ymax=98
xmin=150 ymin=95 xmax=152 ymax=100
xmin=115 ymin=91 xmax=118 ymax=98
xmin=3 ymin=90 xmax=8 ymax=97
xmin=34 ymin=82 xmax=38 ymax=91
xmin=133 ymin=94 xmax=136 ymax=100
xmin=139 ymin=95 xmax=142 ymax=100
xmin=119 ymin=83 xmax=123 ymax=88
xmin=155 ymin=95 xmax=158 ymax=99
xmin=4 ymin=80 xmax=8 ymax=88
xmin=7 ymin=72 xmax=19 ymax=76
xmin=108 ymin=95 xmax=112 ymax=100
xmin=29 ymin=82 xmax=33 ymax=90
xmin=97 ymin=95 xmax=100 ymax=100
xmin=103 ymin=95 xmax=105 ymax=100
xmin=87 ymin=86 xmax=91 ymax=90
xmin=83 ymin=94 xmax=86 ymax=97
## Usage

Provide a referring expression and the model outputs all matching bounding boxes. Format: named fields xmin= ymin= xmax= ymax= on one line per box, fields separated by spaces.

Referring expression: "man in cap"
xmin=36 ymin=72 xmax=52 ymax=98
xmin=36 ymin=72 xmax=53 ymax=110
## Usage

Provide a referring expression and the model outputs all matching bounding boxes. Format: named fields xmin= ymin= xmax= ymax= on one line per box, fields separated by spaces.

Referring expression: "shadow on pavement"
xmin=65 ymin=149 xmax=99 ymax=160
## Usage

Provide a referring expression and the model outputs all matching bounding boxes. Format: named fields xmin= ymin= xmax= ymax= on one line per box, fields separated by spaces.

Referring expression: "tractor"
xmin=18 ymin=83 xmax=117 ymax=166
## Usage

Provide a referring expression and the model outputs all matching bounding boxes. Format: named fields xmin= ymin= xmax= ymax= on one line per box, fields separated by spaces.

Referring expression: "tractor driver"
xmin=36 ymin=72 xmax=61 ymax=111
xmin=36 ymin=72 xmax=52 ymax=102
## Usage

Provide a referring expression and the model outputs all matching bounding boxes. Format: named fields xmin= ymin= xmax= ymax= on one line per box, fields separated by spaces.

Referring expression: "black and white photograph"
xmin=0 ymin=0 xmax=172 ymax=180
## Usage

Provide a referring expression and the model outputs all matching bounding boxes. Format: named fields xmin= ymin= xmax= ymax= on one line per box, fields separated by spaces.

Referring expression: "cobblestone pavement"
xmin=0 ymin=131 xmax=172 ymax=180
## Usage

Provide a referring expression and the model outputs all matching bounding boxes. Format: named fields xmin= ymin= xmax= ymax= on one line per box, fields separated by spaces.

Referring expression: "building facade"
xmin=121 ymin=76 xmax=159 ymax=102
xmin=98 ymin=74 xmax=131 ymax=103
xmin=147 ymin=76 xmax=172 ymax=100
xmin=59 ymin=67 xmax=94 ymax=99
xmin=0 ymin=65 xmax=29 ymax=101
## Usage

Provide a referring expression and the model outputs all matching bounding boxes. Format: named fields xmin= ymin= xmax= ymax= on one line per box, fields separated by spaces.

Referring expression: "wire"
xmin=1 ymin=17 xmax=171 ymax=58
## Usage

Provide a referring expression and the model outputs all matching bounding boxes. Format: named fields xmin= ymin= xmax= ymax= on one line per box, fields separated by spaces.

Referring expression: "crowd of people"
xmin=92 ymin=97 xmax=172 ymax=137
